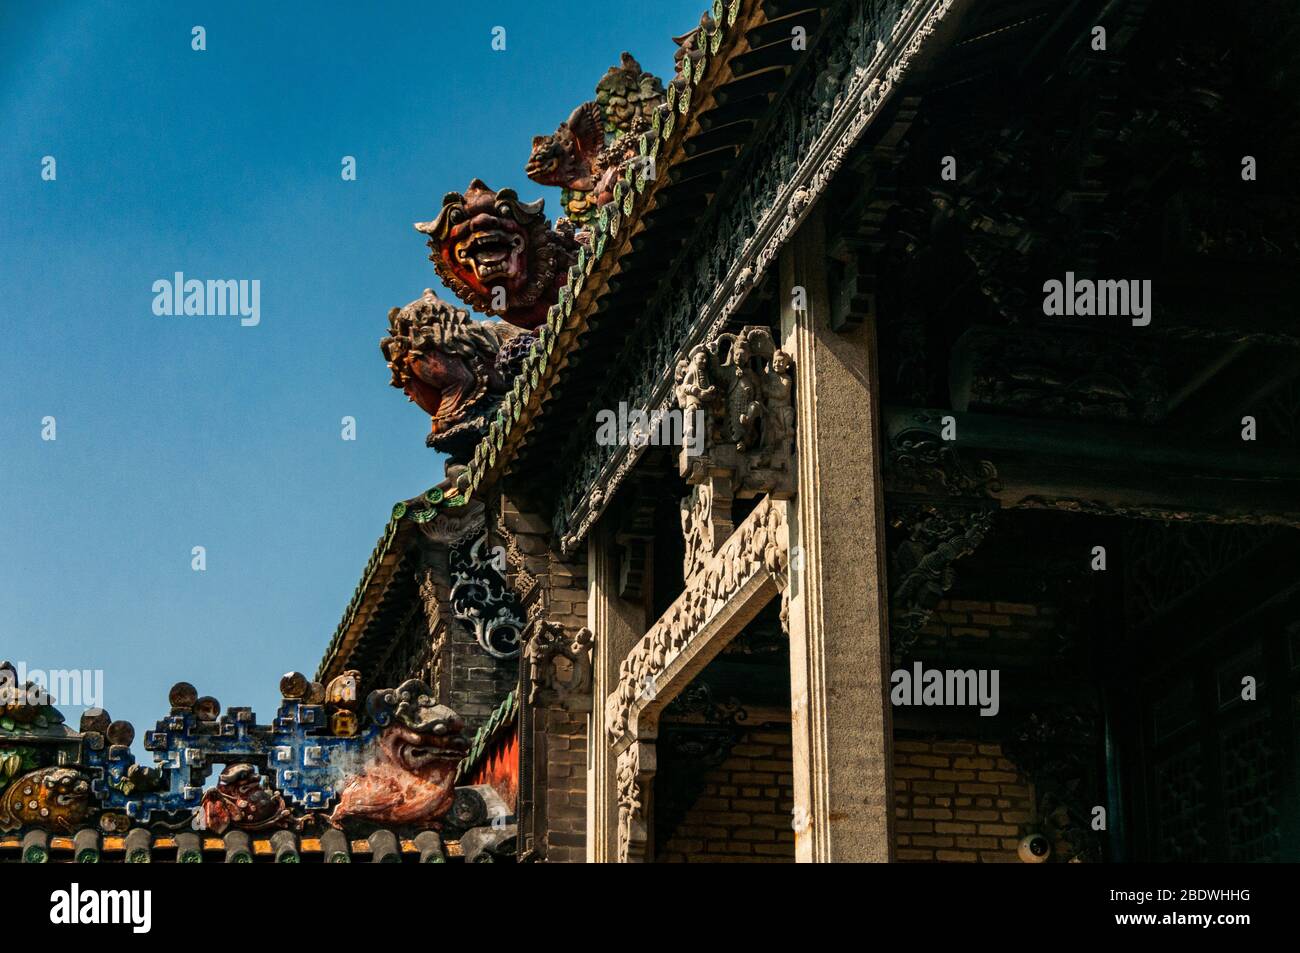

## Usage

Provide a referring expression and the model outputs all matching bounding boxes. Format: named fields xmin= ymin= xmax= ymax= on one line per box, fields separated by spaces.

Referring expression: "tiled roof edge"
xmin=453 ymin=0 xmax=745 ymax=502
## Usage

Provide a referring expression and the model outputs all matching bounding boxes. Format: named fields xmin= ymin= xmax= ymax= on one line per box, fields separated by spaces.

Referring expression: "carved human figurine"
xmin=674 ymin=347 xmax=718 ymax=453
xmin=760 ymin=349 xmax=794 ymax=465
xmin=723 ymin=336 xmax=763 ymax=452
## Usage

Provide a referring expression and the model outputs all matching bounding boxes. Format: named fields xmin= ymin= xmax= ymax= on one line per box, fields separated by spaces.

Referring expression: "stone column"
xmin=779 ymin=202 xmax=895 ymax=862
xmin=586 ymin=516 xmax=647 ymax=862
xmin=498 ymin=492 xmax=590 ymax=861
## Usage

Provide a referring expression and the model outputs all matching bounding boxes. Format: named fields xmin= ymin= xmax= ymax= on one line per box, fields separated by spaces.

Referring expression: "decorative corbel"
xmin=672 ymin=325 xmax=795 ymax=499
xmin=448 ymin=533 xmax=527 ymax=659
xmin=885 ymin=411 xmax=1001 ymax=498
xmin=889 ymin=503 xmax=995 ymax=657
xmin=522 ymin=620 xmax=594 ymax=711
xmin=616 ymin=741 xmax=656 ymax=863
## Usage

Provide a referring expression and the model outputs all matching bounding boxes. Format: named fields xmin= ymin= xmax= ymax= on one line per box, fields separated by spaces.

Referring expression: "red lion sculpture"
xmin=415 ymin=179 xmax=577 ymax=331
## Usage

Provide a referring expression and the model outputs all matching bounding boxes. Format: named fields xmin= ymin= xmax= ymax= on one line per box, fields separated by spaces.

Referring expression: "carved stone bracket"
xmin=680 ymin=477 xmax=735 ymax=584
xmin=523 ymin=620 xmax=594 ymax=711
xmin=616 ymin=741 xmax=656 ymax=863
xmin=885 ymin=411 xmax=1001 ymax=498
xmin=448 ymin=534 xmax=527 ymax=659
xmin=888 ymin=503 xmax=995 ymax=657
xmin=673 ymin=325 xmax=795 ymax=498
xmin=607 ymin=498 xmax=788 ymax=748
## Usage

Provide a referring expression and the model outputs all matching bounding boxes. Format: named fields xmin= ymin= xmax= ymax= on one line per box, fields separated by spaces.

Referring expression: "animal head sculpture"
xmin=381 ymin=288 xmax=528 ymax=459
xmin=527 ymin=102 xmax=604 ymax=192
xmin=415 ymin=179 xmax=578 ymax=330
xmin=329 ymin=680 xmax=469 ymax=829
xmin=524 ymin=54 xmax=665 ymax=226
xmin=0 ymin=766 xmax=93 ymax=834
xmin=199 ymin=763 xmax=294 ymax=834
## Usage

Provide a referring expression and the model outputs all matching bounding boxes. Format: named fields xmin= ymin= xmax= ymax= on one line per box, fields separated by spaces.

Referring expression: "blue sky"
xmin=0 ymin=0 xmax=702 ymax=753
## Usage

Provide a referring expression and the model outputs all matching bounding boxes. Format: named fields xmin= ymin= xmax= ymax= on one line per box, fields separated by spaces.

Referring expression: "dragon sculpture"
xmin=415 ymin=179 xmax=578 ymax=331
xmin=525 ymin=52 xmax=665 ymax=226
xmin=381 ymin=287 xmax=530 ymax=460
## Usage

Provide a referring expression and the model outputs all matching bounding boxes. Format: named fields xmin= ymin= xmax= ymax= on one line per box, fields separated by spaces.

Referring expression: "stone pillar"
xmin=779 ymin=202 xmax=895 ymax=862
xmin=498 ymin=492 xmax=591 ymax=861
xmin=586 ymin=516 xmax=647 ymax=862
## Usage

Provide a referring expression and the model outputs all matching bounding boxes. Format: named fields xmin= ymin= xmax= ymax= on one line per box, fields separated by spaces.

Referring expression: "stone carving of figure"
xmin=674 ymin=346 xmax=718 ymax=452
xmin=761 ymin=348 xmax=794 ymax=465
xmin=679 ymin=482 xmax=713 ymax=581
xmin=723 ymin=336 xmax=763 ymax=452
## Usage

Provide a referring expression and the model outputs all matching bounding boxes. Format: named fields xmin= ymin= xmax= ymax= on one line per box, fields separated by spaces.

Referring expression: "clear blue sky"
xmin=0 ymin=0 xmax=702 ymax=753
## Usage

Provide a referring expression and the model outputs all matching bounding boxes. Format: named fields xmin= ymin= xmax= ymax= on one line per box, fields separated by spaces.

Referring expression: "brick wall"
xmin=498 ymin=493 xmax=591 ymax=863
xmin=893 ymin=595 xmax=1055 ymax=862
xmin=445 ymin=638 xmax=518 ymax=737
xmin=912 ymin=598 xmax=1058 ymax=664
xmin=656 ymin=724 xmax=795 ymax=863
xmin=542 ymin=709 xmax=587 ymax=862
xmin=893 ymin=738 xmax=1035 ymax=862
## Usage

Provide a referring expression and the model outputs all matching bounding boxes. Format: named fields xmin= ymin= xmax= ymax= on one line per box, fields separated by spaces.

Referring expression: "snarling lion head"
xmin=369 ymin=678 xmax=469 ymax=776
xmin=381 ymin=289 xmax=527 ymax=459
xmin=328 ymin=682 xmax=469 ymax=829
xmin=415 ymin=179 xmax=577 ymax=330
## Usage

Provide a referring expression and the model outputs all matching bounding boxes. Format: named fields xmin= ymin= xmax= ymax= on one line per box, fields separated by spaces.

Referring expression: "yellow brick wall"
xmin=894 ymin=738 xmax=1035 ymax=862
xmin=656 ymin=725 xmax=796 ymax=863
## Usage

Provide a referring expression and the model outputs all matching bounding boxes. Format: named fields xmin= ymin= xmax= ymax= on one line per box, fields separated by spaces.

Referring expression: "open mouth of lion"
xmin=454 ymin=229 xmax=526 ymax=286
xmin=397 ymin=735 xmax=469 ymax=770
xmin=53 ymin=785 xmax=88 ymax=808
xmin=525 ymin=156 xmax=557 ymax=178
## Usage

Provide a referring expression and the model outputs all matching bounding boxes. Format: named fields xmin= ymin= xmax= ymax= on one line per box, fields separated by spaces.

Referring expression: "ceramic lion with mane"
xmin=415 ymin=179 xmax=577 ymax=331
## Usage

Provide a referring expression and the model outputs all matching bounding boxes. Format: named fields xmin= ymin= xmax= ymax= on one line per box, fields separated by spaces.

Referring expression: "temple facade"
xmin=7 ymin=0 xmax=1298 ymax=864
xmin=323 ymin=0 xmax=1300 ymax=863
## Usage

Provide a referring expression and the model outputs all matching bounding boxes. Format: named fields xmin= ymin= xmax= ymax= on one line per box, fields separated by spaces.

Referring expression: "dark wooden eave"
xmin=500 ymin=0 xmax=844 ymax=513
